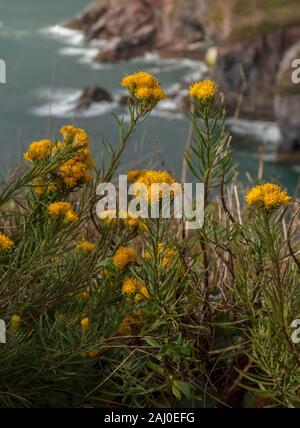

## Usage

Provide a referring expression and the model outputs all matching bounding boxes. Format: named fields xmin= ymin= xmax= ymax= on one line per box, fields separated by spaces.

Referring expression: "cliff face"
xmin=216 ymin=26 xmax=300 ymax=120
xmin=214 ymin=0 xmax=300 ymax=119
xmin=66 ymin=0 xmax=300 ymax=123
xmin=65 ymin=0 xmax=210 ymax=61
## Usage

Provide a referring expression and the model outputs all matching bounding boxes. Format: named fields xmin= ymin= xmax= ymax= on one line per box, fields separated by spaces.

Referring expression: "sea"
xmin=0 ymin=0 xmax=299 ymax=192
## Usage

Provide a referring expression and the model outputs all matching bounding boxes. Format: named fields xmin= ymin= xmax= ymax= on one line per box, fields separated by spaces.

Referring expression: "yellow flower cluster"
xmin=99 ymin=209 xmax=140 ymax=229
xmin=33 ymin=182 xmax=57 ymax=196
xmin=75 ymin=291 xmax=91 ymax=301
xmin=24 ymin=126 xmax=94 ymax=191
xmin=145 ymin=243 xmax=180 ymax=269
xmin=121 ymin=71 xmax=165 ymax=104
xmin=0 ymin=232 xmax=14 ymax=251
xmin=58 ymin=125 xmax=93 ymax=188
xmin=189 ymin=80 xmax=217 ymax=101
xmin=122 ymin=277 xmax=149 ymax=301
xmin=246 ymin=183 xmax=291 ymax=210
xmin=127 ymin=170 xmax=143 ymax=182
xmin=76 ymin=240 xmax=96 ymax=252
xmin=11 ymin=315 xmax=21 ymax=330
xmin=47 ymin=202 xmax=78 ymax=223
xmin=81 ymin=317 xmax=90 ymax=330
xmin=59 ymin=126 xmax=90 ymax=147
xmin=128 ymin=170 xmax=181 ymax=201
xmin=113 ymin=247 xmax=137 ymax=269
xmin=24 ymin=140 xmax=51 ymax=161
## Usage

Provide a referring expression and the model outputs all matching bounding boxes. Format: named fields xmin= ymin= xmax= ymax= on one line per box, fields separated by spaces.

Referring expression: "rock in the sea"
xmin=75 ymin=86 xmax=113 ymax=110
xmin=274 ymin=41 xmax=300 ymax=152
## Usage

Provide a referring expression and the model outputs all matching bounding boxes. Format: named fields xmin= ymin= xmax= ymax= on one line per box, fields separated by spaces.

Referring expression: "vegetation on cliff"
xmin=0 ymin=73 xmax=300 ymax=407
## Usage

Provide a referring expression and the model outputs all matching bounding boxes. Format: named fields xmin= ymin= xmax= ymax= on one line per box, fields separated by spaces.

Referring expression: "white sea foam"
xmin=39 ymin=25 xmax=84 ymax=45
xmin=31 ymin=87 xmax=117 ymax=118
xmin=157 ymin=99 xmax=179 ymax=112
xmin=58 ymin=46 xmax=100 ymax=65
xmin=227 ymin=118 xmax=281 ymax=145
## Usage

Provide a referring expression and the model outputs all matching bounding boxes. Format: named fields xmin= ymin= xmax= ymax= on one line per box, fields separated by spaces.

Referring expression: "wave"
xmin=40 ymin=25 xmax=208 ymax=81
xmin=30 ymin=87 xmax=117 ymax=118
xmin=227 ymin=118 xmax=281 ymax=145
xmin=58 ymin=46 xmax=100 ymax=65
xmin=39 ymin=25 xmax=85 ymax=45
xmin=128 ymin=53 xmax=207 ymax=78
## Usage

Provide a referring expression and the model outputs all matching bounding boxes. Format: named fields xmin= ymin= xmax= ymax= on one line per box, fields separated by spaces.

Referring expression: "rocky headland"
xmin=65 ymin=0 xmax=300 ymax=154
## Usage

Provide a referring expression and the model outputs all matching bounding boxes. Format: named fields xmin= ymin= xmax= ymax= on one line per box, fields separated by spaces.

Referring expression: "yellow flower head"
xmin=133 ymin=170 xmax=180 ymax=201
xmin=57 ymin=126 xmax=93 ymax=188
xmin=135 ymin=86 xmax=165 ymax=102
xmin=160 ymin=246 xmax=178 ymax=268
xmin=74 ymin=129 xmax=89 ymax=147
xmin=113 ymin=247 xmax=137 ymax=269
xmin=121 ymin=71 xmax=158 ymax=90
xmin=80 ymin=317 xmax=90 ymax=330
xmin=60 ymin=125 xmax=77 ymax=140
xmin=127 ymin=218 xmax=140 ymax=229
xmin=76 ymin=240 xmax=96 ymax=252
xmin=33 ymin=181 xmax=57 ymax=196
xmin=24 ymin=140 xmax=51 ymax=162
xmin=145 ymin=244 xmax=179 ymax=269
xmin=60 ymin=125 xmax=89 ymax=145
xmin=189 ymin=80 xmax=217 ymax=101
xmin=47 ymin=202 xmax=72 ymax=216
xmin=64 ymin=209 xmax=78 ymax=223
xmin=59 ymin=158 xmax=92 ymax=188
xmin=47 ymin=202 xmax=78 ymax=222
xmin=246 ymin=183 xmax=291 ymax=210
xmin=34 ymin=186 xmax=46 ymax=196
xmin=11 ymin=315 xmax=21 ymax=329
xmin=121 ymin=71 xmax=165 ymax=104
xmin=138 ymin=285 xmax=150 ymax=299
xmin=127 ymin=170 xmax=143 ymax=182
xmin=122 ymin=277 xmax=145 ymax=295
xmin=75 ymin=291 xmax=91 ymax=301
xmin=0 ymin=233 xmax=13 ymax=251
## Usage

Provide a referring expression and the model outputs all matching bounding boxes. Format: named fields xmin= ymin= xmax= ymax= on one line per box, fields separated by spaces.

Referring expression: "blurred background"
xmin=1 ymin=0 xmax=300 ymax=191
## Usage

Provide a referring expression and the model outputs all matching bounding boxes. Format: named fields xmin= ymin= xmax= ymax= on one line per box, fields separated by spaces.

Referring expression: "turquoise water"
xmin=0 ymin=0 xmax=299 ymax=192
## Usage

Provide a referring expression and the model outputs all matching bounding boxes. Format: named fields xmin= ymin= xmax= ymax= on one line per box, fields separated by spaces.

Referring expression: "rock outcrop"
xmin=74 ymin=86 xmax=113 ymax=111
xmin=216 ymin=26 xmax=300 ymax=120
xmin=274 ymin=42 xmax=300 ymax=153
xmin=65 ymin=0 xmax=209 ymax=61
xmin=66 ymin=0 xmax=300 ymax=136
